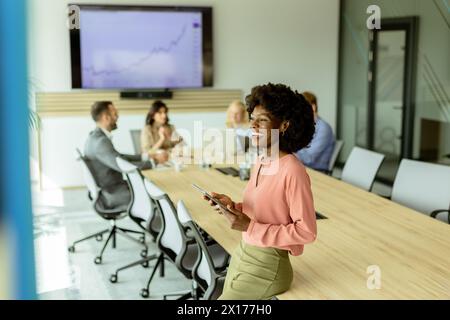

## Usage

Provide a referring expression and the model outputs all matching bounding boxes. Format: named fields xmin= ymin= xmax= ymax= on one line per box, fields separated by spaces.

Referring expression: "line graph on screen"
xmin=79 ymin=10 xmax=203 ymax=89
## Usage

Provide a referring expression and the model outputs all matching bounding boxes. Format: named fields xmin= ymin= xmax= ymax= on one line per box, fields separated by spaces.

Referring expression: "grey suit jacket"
xmin=84 ymin=127 xmax=153 ymax=209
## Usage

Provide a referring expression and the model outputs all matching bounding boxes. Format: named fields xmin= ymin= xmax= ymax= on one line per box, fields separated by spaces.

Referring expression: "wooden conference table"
xmin=142 ymin=164 xmax=450 ymax=299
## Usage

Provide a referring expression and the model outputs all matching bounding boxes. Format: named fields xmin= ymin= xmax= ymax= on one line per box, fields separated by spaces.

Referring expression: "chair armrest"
xmin=182 ymin=226 xmax=196 ymax=242
xmin=430 ymin=209 xmax=450 ymax=224
xmin=88 ymin=187 xmax=103 ymax=201
xmin=217 ymin=270 xmax=228 ymax=278
xmin=205 ymin=238 xmax=217 ymax=246
xmin=196 ymin=223 xmax=214 ymax=242
xmin=186 ymin=237 xmax=196 ymax=245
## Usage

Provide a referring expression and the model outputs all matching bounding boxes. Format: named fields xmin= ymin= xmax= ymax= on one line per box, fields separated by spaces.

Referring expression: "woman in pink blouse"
xmin=204 ymin=83 xmax=317 ymax=300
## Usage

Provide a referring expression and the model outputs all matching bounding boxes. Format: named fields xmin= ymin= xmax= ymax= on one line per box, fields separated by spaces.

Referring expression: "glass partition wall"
xmin=338 ymin=0 xmax=450 ymax=183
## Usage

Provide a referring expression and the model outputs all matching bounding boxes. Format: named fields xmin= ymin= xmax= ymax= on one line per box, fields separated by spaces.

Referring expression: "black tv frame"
xmin=69 ymin=4 xmax=213 ymax=90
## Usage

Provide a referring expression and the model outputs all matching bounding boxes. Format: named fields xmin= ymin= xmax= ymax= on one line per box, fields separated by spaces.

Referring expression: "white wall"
xmin=28 ymin=0 xmax=340 ymax=188
xmin=38 ymin=112 xmax=226 ymax=188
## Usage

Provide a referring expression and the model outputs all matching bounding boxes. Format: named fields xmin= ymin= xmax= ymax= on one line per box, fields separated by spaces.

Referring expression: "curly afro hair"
xmin=245 ymin=83 xmax=315 ymax=153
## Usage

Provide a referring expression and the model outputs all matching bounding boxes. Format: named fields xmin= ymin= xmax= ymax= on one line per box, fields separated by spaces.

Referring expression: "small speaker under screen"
xmin=119 ymin=90 xmax=173 ymax=100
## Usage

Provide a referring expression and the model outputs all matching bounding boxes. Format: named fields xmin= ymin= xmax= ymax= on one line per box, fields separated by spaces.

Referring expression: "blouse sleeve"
xmin=246 ymin=169 xmax=317 ymax=247
xmin=141 ymin=125 xmax=159 ymax=154
xmin=167 ymin=125 xmax=179 ymax=148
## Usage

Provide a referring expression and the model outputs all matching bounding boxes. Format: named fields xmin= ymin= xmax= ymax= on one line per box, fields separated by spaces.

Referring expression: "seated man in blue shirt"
xmin=295 ymin=92 xmax=335 ymax=173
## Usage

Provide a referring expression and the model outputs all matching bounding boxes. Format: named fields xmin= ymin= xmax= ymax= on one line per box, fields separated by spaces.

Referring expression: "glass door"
xmin=367 ymin=17 xmax=418 ymax=183
xmin=373 ymin=30 xmax=406 ymax=181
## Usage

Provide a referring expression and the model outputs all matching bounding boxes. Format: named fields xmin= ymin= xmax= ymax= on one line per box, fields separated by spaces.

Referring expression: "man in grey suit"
xmin=84 ymin=101 xmax=168 ymax=209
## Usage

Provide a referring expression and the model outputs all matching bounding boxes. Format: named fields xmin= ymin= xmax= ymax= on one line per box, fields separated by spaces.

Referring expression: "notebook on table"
xmin=215 ymin=167 xmax=240 ymax=177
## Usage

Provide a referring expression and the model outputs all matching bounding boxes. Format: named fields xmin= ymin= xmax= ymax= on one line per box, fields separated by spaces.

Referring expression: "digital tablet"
xmin=192 ymin=184 xmax=236 ymax=215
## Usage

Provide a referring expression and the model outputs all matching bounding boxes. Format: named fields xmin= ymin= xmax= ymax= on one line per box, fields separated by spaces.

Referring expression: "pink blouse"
xmin=240 ymin=154 xmax=317 ymax=256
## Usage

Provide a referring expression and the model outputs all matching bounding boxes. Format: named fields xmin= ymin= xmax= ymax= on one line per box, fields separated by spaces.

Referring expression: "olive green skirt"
xmin=218 ymin=240 xmax=293 ymax=300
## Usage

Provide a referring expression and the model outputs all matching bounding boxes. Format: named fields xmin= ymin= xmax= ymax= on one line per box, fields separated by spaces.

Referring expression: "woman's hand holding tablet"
xmin=192 ymin=184 xmax=236 ymax=215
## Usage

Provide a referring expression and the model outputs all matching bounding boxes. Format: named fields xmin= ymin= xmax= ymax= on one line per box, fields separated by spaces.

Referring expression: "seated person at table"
xmin=141 ymin=100 xmax=183 ymax=155
xmin=84 ymin=101 xmax=168 ymax=209
xmin=226 ymin=100 xmax=251 ymax=153
xmin=295 ymin=91 xmax=335 ymax=172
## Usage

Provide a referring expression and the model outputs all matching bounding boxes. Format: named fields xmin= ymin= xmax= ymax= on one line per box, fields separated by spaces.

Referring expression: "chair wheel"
xmin=141 ymin=288 xmax=149 ymax=298
xmin=68 ymin=246 xmax=75 ymax=253
xmin=140 ymin=250 xmax=147 ymax=258
xmin=110 ymin=274 xmax=118 ymax=283
xmin=94 ymin=257 xmax=102 ymax=264
xmin=139 ymin=236 xmax=145 ymax=244
xmin=96 ymin=234 xmax=103 ymax=241
xmin=141 ymin=261 xmax=149 ymax=268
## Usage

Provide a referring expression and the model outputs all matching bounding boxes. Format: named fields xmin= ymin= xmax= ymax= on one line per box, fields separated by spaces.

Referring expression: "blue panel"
xmin=0 ymin=0 xmax=37 ymax=299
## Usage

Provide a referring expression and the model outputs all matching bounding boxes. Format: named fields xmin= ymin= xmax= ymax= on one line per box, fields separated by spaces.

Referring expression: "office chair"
xmin=68 ymin=149 xmax=147 ymax=265
xmin=391 ymin=159 xmax=450 ymax=223
xmin=109 ymin=158 xmax=164 ymax=283
xmin=130 ymin=129 xmax=142 ymax=155
xmin=327 ymin=140 xmax=344 ymax=175
xmin=341 ymin=146 xmax=385 ymax=191
xmin=141 ymin=180 xmax=229 ymax=299
xmin=177 ymin=200 xmax=227 ymax=300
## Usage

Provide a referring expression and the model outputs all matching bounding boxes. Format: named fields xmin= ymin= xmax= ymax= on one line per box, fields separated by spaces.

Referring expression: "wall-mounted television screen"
xmin=70 ymin=5 xmax=213 ymax=89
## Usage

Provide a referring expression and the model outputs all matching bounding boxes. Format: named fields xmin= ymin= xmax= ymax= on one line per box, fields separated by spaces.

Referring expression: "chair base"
xmin=110 ymin=254 xmax=159 ymax=283
xmin=163 ymin=282 xmax=202 ymax=300
xmin=141 ymin=253 xmax=171 ymax=298
xmin=68 ymin=221 xmax=147 ymax=264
